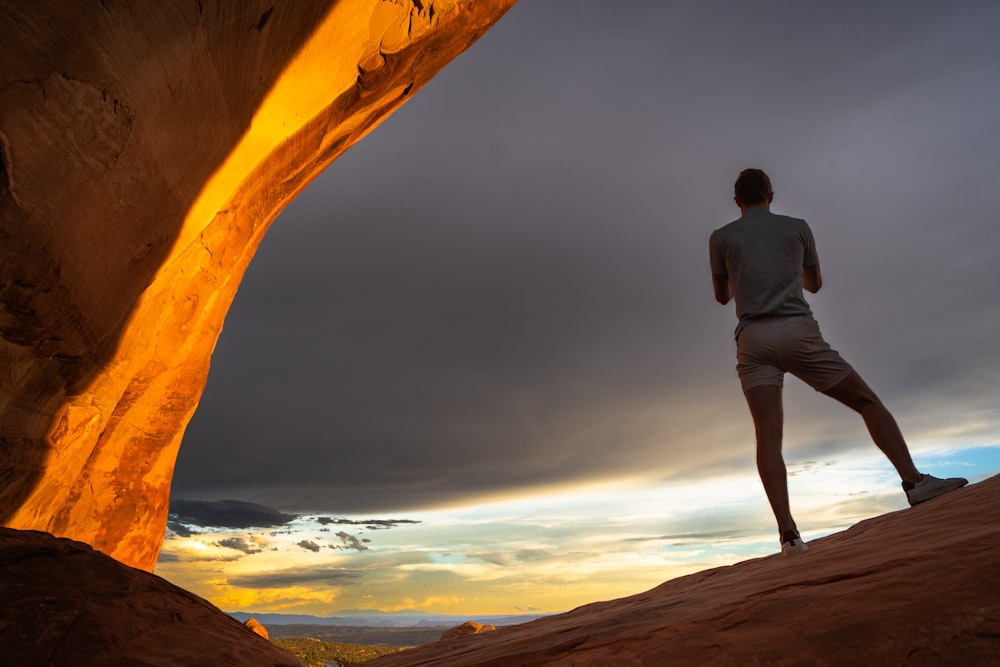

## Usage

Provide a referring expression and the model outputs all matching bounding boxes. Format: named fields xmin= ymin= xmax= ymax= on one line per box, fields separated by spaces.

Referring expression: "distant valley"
xmin=228 ymin=611 xmax=549 ymax=647
xmin=228 ymin=610 xmax=548 ymax=628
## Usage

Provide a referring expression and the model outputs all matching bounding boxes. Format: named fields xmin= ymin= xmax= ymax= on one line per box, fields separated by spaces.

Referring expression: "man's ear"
xmin=767 ymin=191 xmax=774 ymax=204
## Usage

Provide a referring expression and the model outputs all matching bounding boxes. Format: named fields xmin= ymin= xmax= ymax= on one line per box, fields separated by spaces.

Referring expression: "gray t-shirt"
xmin=709 ymin=208 xmax=818 ymax=337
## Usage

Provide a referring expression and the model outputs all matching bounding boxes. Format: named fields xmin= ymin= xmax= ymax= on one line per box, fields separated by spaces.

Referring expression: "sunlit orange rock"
xmin=0 ymin=0 xmax=516 ymax=570
xmin=441 ymin=621 xmax=497 ymax=640
xmin=245 ymin=617 xmax=269 ymax=640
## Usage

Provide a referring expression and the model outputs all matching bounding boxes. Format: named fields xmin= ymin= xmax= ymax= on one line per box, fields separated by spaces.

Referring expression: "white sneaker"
xmin=903 ymin=474 xmax=968 ymax=506
xmin=781 ymin=530 xmax=808 ymax=555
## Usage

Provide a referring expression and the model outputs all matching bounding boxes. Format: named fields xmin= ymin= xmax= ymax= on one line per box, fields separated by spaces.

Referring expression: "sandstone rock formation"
xmin=369 ymin=474 xmax=1000 ymax=666
xmin=245 ymin=617 xmax=269 ymax=640
xmin=0 ymin=527 xmax=306 ymax=667
xmin=441 ymin=621 xmax=497 ymax=640
xmin=0 ymin=0 xmax=516 ymax=570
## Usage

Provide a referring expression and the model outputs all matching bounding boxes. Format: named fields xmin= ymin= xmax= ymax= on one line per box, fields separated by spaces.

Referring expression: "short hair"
xmin=734 ymin=168 xmax=772 ymax=206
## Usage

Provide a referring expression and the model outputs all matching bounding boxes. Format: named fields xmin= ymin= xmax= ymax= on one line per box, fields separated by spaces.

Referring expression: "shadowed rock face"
xmin=0 ymin=527 xmax=306 ymax=667
xmin=2 ymin=476 xmax=996 ymax=666
xmin=0 ymin=0 xmax=516 ymax=570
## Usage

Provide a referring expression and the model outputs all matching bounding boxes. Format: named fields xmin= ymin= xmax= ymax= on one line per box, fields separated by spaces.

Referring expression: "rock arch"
xmin=0 ymin=0 xmax=516 ymax=570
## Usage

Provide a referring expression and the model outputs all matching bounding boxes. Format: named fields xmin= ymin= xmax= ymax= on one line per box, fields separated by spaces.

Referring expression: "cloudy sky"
xmin=157 ymin=0 xmax=1000 ymax=616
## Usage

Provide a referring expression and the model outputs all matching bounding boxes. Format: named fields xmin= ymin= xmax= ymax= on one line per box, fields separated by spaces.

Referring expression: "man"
xmin=709 ymin=168 xmax=967 ymax=555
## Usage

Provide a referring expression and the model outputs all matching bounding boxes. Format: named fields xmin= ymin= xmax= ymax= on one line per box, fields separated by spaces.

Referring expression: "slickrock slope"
xmin=370 ymin=474 xmax=1000 ymax=666
xmin=0 ymin=527 xmax=306 ymax=667
xmin=0 ymin=0 xmax=516 ymax=570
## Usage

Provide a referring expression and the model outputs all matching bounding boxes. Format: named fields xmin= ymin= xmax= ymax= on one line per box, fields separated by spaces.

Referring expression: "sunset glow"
xmin=157 ymin=446 xmax=999 ymax=616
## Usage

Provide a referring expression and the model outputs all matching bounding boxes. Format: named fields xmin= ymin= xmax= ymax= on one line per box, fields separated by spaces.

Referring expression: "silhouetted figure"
xmin=709 ymin=168 xmax=967 ymax=554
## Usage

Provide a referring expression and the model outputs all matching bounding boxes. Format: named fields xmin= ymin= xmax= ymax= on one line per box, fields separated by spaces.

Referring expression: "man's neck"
xmin=739 ymin=202 xmax=770 ymax=215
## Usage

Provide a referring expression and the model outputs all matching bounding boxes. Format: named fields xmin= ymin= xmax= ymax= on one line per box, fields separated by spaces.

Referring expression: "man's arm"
xmin=708 ymin=231 xmax=732 ymax=305
xmin=712 ymin=272 xmax=732 ymax=305
xmin=803 ymin=262 xmax=822 ymax=293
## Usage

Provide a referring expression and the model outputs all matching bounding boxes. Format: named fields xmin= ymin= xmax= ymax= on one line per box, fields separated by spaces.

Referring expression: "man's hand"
xmin=712 ymin=272 xmax=732 ymax=305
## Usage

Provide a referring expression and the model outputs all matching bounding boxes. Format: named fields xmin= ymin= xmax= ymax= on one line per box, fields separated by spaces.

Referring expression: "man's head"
xmin=734 ymin=168 xmax=773 ymax=211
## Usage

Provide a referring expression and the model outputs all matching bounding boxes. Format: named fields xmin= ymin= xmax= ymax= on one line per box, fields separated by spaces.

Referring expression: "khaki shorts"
xmin=736 ymin=315 xmax=853 ymax=393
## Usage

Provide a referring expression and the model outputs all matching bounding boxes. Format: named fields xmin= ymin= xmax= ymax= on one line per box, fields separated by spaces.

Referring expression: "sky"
xmin=156 ymin=1 xmax=1000 ymax=617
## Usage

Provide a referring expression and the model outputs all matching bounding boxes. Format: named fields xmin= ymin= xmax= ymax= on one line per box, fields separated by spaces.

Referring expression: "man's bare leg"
xmin=821 ymin=371 xmax=921 ymax=484
xmin=744 ymin=385 xmax=797 ymax=533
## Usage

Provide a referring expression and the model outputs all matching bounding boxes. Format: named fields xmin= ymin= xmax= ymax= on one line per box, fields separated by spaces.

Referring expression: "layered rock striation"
xmin=0 ymin=0 xmax=516 ymax=570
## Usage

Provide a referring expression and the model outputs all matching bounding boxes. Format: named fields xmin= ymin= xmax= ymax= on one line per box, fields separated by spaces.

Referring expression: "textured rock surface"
xmin=0 ymin=527 xmax=305 ymax=667
xmin=370 ymin=474 xmax=1000 ymax=666
xmin=0 ymin=0 xmax=516 ymax=570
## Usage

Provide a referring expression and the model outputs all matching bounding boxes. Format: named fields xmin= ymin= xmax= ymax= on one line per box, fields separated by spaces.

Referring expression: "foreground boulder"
xmin=0 ymin=528 xmax=304 ymax=666
xmin=370 ymin=474 xmax=1000 ymax=666
xmin=0 ymin=0 xmax=516 ymax=572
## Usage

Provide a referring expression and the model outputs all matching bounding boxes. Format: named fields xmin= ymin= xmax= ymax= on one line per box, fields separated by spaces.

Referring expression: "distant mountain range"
xmin=227 ymin=610 xmax=550 ymax=628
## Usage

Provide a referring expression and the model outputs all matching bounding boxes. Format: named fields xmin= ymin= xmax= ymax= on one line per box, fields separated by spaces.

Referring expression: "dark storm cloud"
xmin=159 ymin=533 xmax=248 ymax=563
xmin=227 ymin=566 xmax=365 ymax=589
xmin=297 ymin=540 xmax=321 ymax=553
xmin=335 ymin=532 xmax=369 ymax=551
xmin=169 ymin=499 xmax=296 ymax=530
xmin=166 ymin=522 xmax=200 ymax=538
xmin=217 ymin=537 xmax=264 ymax=555
xmin=315 ymin=517 xmax=421 ymax=529
xmin=171 ymin=1 xmax=1000 ymax=514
